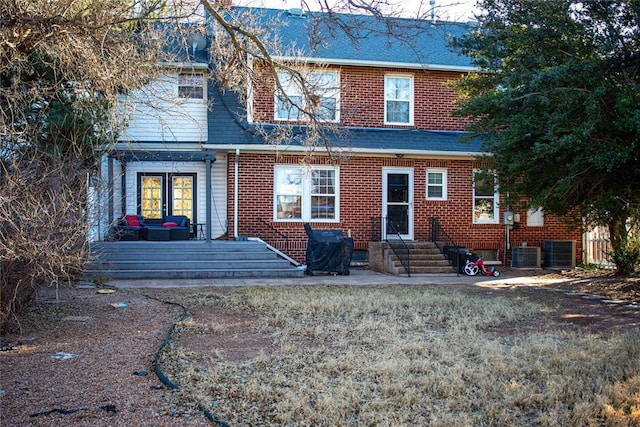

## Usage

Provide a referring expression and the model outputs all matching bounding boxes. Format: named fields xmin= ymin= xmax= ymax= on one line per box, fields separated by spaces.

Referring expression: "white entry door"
xmin=382 ymin=168 xmax=414 ymax=240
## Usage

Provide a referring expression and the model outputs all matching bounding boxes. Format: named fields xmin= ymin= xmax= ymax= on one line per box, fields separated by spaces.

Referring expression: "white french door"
xmin=382 ymin=168 xmax=414 ymax=240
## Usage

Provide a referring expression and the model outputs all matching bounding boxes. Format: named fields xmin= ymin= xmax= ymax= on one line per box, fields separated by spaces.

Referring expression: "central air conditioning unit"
xmin=511 ymin=246 xmax=541 ymax=268
xmin=543 ymin=240 xmax=576 ymax=269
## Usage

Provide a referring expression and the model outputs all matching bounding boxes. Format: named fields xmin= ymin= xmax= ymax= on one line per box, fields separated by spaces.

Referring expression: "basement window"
xmin=474 ymin=249 xmax=500 ymax=264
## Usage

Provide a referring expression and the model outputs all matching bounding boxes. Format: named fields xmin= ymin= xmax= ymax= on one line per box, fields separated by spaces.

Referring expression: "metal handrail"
xmin=431 ymin=217 xmax=458 ymax=253
xmin=385 ymin=217 xmax=410 ymax=277
xmin=256 ymin=216 xmax=290 ymax=254
xmin=431 ymin=216 xmax=463 ymax=274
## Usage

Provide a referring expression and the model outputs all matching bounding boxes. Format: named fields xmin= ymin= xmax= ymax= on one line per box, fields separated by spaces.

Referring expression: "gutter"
xmin=272 ymin=56 xmax=479 ymax=73
xmin=160 ymin=62 xmax=209 ymax=70
xmin=234 ymin=148 xmax=239 ymax=239
xmin=203 ymin=143 xmax=485 ymax=159
xmin=109 ymin=142 xmax=486 ymax=159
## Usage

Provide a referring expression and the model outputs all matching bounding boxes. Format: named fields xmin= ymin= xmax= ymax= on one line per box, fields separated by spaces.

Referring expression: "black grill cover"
xmin=304 ymin=223 xmax=353 ymax=275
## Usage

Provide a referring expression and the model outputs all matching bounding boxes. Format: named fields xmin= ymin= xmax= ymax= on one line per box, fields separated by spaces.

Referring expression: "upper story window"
xmin=385 ymin=74 xmax=413 ymax=125
xmin=275 ymin=71 xmax=340 ymax=122
xmin=473 ymin=170 xmax=499 ymax=224
xmin=426 ymin=169 xmax=447 ymax=201
xmin=178 ymin=73 xmax=204 ymax=99
xmin=274 ymin=165 xmax=339 ymax=222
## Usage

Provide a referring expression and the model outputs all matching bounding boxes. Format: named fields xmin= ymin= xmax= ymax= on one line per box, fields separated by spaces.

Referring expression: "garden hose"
xmin=144 ymin=292 xmax=231 ymax=427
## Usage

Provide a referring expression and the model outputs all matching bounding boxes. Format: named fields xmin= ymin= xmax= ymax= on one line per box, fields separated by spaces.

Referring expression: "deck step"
xmin=85 ymin=240 xmax=305 ymax=279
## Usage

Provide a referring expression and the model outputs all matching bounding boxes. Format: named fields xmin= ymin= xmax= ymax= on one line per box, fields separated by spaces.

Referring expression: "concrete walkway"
xmin=107 ymin=269 xmax=569 ymax=289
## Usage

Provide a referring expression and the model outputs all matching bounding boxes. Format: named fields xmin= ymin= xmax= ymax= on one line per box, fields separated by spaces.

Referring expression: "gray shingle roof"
xmin=208 ymin=86 xmax=482 ymax=154
xmin=228 ymin=7 xmax=475 ymax=70
xmin=206 ymin=7 xmax=481 ymax=155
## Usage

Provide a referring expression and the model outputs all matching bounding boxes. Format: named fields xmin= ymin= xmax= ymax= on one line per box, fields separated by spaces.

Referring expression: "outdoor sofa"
xmin=112 ymin=214 xmax=190 ymax=241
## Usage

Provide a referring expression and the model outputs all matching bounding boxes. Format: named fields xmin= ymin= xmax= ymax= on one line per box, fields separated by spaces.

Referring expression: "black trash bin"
xmin=304 ymin=223 xmax=354 ymax=275
xmin=446 ymin=246 xmax=470 ymax=273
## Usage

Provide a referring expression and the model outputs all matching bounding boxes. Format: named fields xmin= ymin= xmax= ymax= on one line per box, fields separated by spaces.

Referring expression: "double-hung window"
xmin=178 ymin=73 xmax=204 ymax=99
xmin=385 ymin=75 xmax=413 ymax=125
xmin=426 ymin=169 xmax=447 ymax=200
xmin=472 ymin=170 xmax=499 ymax=224
xmin=274 ymin=166 xmax=339 ymax=221
xmin=275 ymin=71 xmax=340 ymax=122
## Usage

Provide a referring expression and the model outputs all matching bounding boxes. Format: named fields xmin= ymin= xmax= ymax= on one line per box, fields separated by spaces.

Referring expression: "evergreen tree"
xmin=452 ymin=0 xmax=640 ymax=274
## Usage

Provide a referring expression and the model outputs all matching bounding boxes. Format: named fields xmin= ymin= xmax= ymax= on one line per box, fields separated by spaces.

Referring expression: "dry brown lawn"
xmin=162 ymin=284 xmax=640 ymax=426
xmin=2 ymin=273 xmax=640 ymax=426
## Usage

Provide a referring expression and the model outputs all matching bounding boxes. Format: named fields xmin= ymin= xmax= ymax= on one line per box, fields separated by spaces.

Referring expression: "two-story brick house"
xmin=98 ymin=6 xmax=582 ymax=271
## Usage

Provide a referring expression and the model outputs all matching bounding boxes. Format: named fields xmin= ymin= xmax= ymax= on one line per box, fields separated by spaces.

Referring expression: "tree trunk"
xmin=608 ymin=213 xmax=639 ymax=276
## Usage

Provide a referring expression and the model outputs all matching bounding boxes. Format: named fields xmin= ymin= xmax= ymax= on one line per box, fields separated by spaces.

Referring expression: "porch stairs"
xmin=84 ymin=240 xmax=305 ymax=280
xmin=385 ymin=241 xmax=456 ymax=275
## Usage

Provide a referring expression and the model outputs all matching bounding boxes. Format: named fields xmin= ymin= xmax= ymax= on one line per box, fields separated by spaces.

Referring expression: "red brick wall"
xmin=251 ymin=65 xmax=468 ymax=131
xmin=227 ymin=153 xmax=583 ymax=266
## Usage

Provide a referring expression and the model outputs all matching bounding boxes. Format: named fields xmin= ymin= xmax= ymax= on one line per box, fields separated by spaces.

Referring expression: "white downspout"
xmin=234 ymin=149 xmax=239 ymax=239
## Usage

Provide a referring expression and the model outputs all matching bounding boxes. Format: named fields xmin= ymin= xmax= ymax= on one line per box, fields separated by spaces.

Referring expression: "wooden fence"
xmin=584 ymin=226 xmax=615 ymax=268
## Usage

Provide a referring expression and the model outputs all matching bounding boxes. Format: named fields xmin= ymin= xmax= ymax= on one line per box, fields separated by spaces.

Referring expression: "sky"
xmin=233 ymin=0 xmax=479 ymax=22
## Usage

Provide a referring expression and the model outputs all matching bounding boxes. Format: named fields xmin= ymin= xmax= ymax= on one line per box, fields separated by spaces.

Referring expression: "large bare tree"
xmin=0 ymin=0 xmax=195 ymax=330
xmin=1 ymin=0 xmax=460 ymax=330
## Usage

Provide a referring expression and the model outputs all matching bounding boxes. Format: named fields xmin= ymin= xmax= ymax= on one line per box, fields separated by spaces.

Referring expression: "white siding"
xmin=206 ymin=153 xmax=229 ymax=239
xmin=118 ymin=73 xmax=208 ymax=142
xmin=88 ymin=156 xmax=124 ymax=241
xmin=122 ymin=154 xmax=228 ymax=238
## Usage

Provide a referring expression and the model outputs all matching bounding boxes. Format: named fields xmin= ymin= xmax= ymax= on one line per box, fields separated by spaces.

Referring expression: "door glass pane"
xmin=172 ymin=176 xmax=193 ymax=220
xmin=387 ymin=205 xmax=409 ymax=234
xmin=387 ymin=174 xmax=408 ymax=202
xmin=141 ymin=176 xmax=163 ymax=219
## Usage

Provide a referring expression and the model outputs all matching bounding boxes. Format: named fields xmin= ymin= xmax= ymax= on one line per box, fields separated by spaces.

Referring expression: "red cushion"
xmin=162 ymin=222 xmax=178 ymax=228
xmin=124 ymin=215 xmax=140 ymax=226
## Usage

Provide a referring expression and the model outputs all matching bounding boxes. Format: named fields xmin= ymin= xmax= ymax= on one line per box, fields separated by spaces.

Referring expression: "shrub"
xmin=0 ymin=156 xmax=88 ymax=332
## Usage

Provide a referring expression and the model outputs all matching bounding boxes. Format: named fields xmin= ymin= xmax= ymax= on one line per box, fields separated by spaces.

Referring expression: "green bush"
xmin=611 ymin=236 xmax=640 ymax=276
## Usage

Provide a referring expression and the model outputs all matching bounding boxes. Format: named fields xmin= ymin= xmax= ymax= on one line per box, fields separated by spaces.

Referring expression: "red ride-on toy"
xmin=463 ymin=252 xmax=500 ymax=277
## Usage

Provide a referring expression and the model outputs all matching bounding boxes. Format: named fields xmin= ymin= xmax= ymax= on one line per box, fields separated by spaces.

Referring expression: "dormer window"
xmin=275 ymin=71 xmax=340 ymax=122
xmin=178 ymin=73 xmax=204 ymax=99
xmin=384 ymin=74 xmax=413 ymax=125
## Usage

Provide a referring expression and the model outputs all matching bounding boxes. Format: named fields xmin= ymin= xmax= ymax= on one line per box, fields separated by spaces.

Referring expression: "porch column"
xmin=205 ymin=155 xmax=212 ymax=241
xmin=107 ymin=156 xmax=114 ymax=227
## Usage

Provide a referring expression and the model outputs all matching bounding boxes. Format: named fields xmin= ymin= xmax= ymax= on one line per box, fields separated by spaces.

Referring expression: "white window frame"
xmin=426 ymin=169 xmax=447 ymax=201
xmin=527 ymin=208 xmax=544 ymax=227
xmin=384 ymin=74 xmax=414 ymax=125
xmin=472 ymin=170 xmax=499 ymax=224
xmin=178 ymin=73 xmax=205 ymax=100
xmin=274 ymin=71 xmax=340 ymax=122
xmin=273 ymin=165 xmax=340 ymax=222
